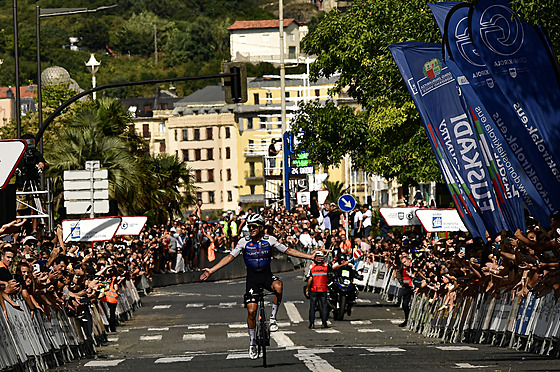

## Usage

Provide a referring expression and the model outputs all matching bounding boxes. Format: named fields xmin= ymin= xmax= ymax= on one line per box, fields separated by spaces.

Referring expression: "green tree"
xmin=322 ymin=180 xmax=348 ymax=203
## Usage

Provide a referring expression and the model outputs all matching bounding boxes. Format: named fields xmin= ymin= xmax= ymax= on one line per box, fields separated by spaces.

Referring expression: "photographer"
xmin=15 ymin=134 xmax=48 ymax=189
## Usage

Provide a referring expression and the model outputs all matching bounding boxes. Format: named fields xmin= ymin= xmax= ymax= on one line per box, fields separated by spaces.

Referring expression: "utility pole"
xmin=280 ymin=0 xmax=289 ymax=209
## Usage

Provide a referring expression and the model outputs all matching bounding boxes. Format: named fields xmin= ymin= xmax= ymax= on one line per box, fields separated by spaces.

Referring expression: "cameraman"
xmin=15 ymin=134 xmax=48 ymax=188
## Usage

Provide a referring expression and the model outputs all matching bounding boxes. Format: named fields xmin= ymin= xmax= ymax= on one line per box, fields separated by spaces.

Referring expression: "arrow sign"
xmin=0 ymin=139 xmax=27 ymax=189
xmin=338 ymin=194 xmax=356 ymax=212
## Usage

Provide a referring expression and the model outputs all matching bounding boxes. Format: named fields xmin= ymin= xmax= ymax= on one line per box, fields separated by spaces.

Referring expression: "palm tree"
xmin=46 ymin=110 xmax=142 ymax=216
xmin=136 ymin=154 xmax=198 ymax=223
xmin=323 ymin=180 xmax=349 ymax=203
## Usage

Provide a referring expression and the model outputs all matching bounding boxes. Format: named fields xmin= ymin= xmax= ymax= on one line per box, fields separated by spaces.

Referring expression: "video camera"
xmin=15 ymin=135 xmax=43 ymax=183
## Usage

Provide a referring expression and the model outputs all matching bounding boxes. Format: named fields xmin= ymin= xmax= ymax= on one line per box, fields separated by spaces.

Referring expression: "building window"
xmin=288 ymin=46 xmax=296 ymax=59
xmin=206 ymin=127 xmax=213 ymax=140
xmin=260 ymin=117 xmax=266 ymax=129
xmin=208 ymin=191 xmax=215 ymax=204
xmin=159 ymin=123 xmax=166 ymax=133
xmin=196 ymin=191 xmax=202 ymax=201
xmin=250 ymin=185 xmax=256 ymax=194
xmin=315 ymin=89 xmax=320 ymax=98
xmin=208 ymin=169 xmax=214 ymax=182
xmin=159 ymin=142 xmax=166 ymax=152
xmin=225 ymin=127 xmax=231 ymax=138
xmin=195 ymin=170 xmax=202 ymax=182
xmin=182 ymin=149 xmax=189 ymax=161
xmin=253 ymin=93 xmax=259 ymax=105
xmin=142 ymin=124 xmax=150 ymax=138
xmin=226 ymin=147 xmax=231 ymax=159
xmin=182 ymin=129 xmax=188 ymax=141
xmin=194 ymin=128 xmax=200 ymax=140
xmin=144 ymin=104 xmax=151 ymax=112
xmin=247 ymin=118 xmax=253 ymax=130
xmin=249 ymin=162 xmax=255 ymax=177
xmin=227 ymin=169 xmax=232 ymax=181
xmin=174 ymin=130 xmax=178 ymax=141
xmin=220 ymin=170 xmax=223 ymax=181
xmin=195 ymin=149 xmax=201 ymax=161
xmin=285 ymin=92 xmax=290 ymax=98
xmin=266 ymin=92 xmax=272 ymax=105
xmin=207 ymin=148 xmax=214 ymax=160
xmin=227 ymin=190 xmax=233 ymax=202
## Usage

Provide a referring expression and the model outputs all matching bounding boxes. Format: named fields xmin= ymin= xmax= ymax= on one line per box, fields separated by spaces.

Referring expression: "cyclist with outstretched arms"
xmin=200 ymin=214 xmax=316 ymax=359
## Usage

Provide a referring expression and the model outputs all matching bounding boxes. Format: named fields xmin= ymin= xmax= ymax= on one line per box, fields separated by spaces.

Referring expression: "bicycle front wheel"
xmin=260 ymin=309 xmax=267 ymax=367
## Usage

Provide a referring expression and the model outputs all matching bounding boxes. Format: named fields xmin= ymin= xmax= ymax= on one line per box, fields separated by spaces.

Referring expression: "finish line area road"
xmin=60 ymin=270 xmax=557 ymax=371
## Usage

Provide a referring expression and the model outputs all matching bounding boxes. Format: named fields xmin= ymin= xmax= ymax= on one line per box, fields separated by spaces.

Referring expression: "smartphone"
xmin=33 ymin=264 xmax=41 ymax=274
xmin=460 ymin=247 xmax=466 ymax=254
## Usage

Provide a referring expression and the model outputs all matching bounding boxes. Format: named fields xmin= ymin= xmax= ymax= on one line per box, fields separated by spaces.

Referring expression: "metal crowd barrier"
xmin=0 ymin=278 xmax=145 ymax=371
xmin=407 ymin=290 xmax=560 ymax=358
xmin=354 ymin=260 xmax=402 ymax=303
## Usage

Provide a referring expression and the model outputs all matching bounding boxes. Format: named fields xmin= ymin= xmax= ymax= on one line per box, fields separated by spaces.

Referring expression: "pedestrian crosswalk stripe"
xmin=227 ymin=332 xmax=247 ymax=338
xmin=226 ymin=353 xmax=250 ymax=359
xmin=219 ymin=302 xmax=237 ymax=307
xmin=84 ymin=359 xmax=125 ymax=367
xmin=154 ymin=356 xmax=194 ymax=364
xmin=187 ymin=324 xmax=209 ymax=330
xmin=356 ymin=299 xmax=371 ymax=303
xmin=314 ymin=329 xmax=340 ymax=334
xmin=367 ymin=347 xmax=406 ymax=353
xmin=140 ymin=335 xmax=162 ymax=341
xmin=153 ymin=305 xmax=171 ymax=310
xmin=182 ymin=333 xmax=205 ymax=341
xmin=107 ymin=336 xmax=119 ymax=342
xmin=351 ymin=320 xmax=371 ymax=325
xmin=390 ymin=320 xmax=403 ymax=324
xmin=455 ymin=362 xmax=488 ymax=368
xmin=358 ymin=329 xmax=384 ymax=333
xmin=228 ymin=323 xmax=246 ymax=328
xmin=148 ymin=327 xmax=169 ymax=331
xmin=435 ymin=346 xmax=478 ymax=351
xmin=186 ymin=303 xmax=204 ymax=308
xmin=295 ymin=350 xmax=341 ymax=372
xmin=284 ymin=302 xmax=304 ymax=323
xmin=271 ymin=331 xmax=295 ymax=347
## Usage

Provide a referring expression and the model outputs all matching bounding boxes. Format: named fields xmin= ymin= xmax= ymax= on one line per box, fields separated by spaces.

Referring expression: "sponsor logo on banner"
xmin=115 ymin=216 xmax=148 ymax=236
xmin=62 ymin=217 xmax=122 ymax=242
xmin=416 ymin=208 xmax=468 ymax=232
xmin=379 ymin=207 xmax=420 ymax=226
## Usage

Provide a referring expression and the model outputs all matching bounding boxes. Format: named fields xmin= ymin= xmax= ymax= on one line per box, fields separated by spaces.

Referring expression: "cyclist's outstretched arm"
xmin=200 ymin=254 xmax=235 ymax=281
xmin=285 ymin=247 xmax=316 ymax=261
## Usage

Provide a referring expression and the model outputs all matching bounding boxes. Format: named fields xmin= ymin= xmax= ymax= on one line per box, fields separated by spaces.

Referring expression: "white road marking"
xmin=153 ymin=305 xmax=171 ymax=310
xmin=117 ymin=329 xmax=129 ymax=333
xmin=367 ymin=347 xmax=406 ymax=353
xmin=298 ymin=348 xmax=334 ymax=354
xmin=186 ymin=303 xmax=204 ymax=308
xmin=227 ymin=353 xmax=250 ymax=359
xmin=278 ymin=322 xmax=291 ymax=328
xmin=284 ymin=302 xmax=304 ymax=323
xmin=295 ymin=350 xmax=341 ymax=372
xmin=84 ymin=359 xmax=125 ymax=367
xmin=154 ymin=356 xmax=194 ymax=364
xmin=107 ymin=336 xmax=119 ymax=342
xmin=228 ymin=323 xmax=246 ymax=328
xmin=188 ymin=324 xmax=209 ymax=330
xmin=435 ymin=346 xmax=478 ymax=351
xmin=227 ymin=332 xmax=247 ymax=338
xmin=140 ymin=335 xmax=162 ymax=341
xmin=455 ymin=363 xmax=489 ymax=369
xmin=148 ymin=327 xmax=169 ymax=331
xmin=390 ymin=320 xmax=404 ymax=324
xmin=206 ymin=294 xmax=222 ymax=297
xmin=182 ymin=333 xmax=206 ymax=341
xmin=358 ymin=329 xmax=384 ymax=333
xmin=219 ymin=302 xmax=237 ymax=307
xmin=314 ymin=329 xmax=340 ymax=334
xmin=350 ymin=320 xmax=371 ymax=325
xmin=271 ymin=331 xmax=295 ymax=347
xmin=356 ymin=299 xmax=371 ymax=303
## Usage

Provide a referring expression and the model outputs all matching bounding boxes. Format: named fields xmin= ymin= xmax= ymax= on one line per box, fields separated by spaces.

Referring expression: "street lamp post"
xmin=85 ymin=54 xmax=101 ymax=100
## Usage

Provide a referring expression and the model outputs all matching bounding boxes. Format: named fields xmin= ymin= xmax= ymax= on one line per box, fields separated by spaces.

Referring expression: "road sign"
xmin=338 ymin=194 xmax=356 ymax=212
xmin=415 ymin=208 xmax=467 ymax=232
xmin=116 ymin=216 xmax=148 ymax=236
xmin=62 ymin=217 xmax=122 ymax=242
xmin=379 ymin=207 xmax=420 ymax=226
xmin=64 ymin=200 xmax=110 ymax=215
xmin=63 ymin=168 xmax=109 ymax=215
xmin=0 ymin=139 xmax=27 ymax=190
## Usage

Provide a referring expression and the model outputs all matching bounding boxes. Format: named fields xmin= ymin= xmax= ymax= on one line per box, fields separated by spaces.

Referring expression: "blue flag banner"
xmin=430 ymin=2 xmax=528 ymax=230
xmin=469 ymin=0 xmax=560 ymax=217
xmin=390 ymin=41 xmax=510 ymax=237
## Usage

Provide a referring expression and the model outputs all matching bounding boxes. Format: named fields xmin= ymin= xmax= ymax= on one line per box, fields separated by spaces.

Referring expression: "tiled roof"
xmin=0 ymin=85 xmax=37 ymax=99
xmin=228 ymin=19 xmax=303 ymax=31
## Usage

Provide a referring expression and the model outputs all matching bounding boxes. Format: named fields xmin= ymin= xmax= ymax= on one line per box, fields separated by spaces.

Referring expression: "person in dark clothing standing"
xmin=398 ymin=253 xmax=415 ymax=327
xmin=305 ymin=251 xmax=330 ymax=329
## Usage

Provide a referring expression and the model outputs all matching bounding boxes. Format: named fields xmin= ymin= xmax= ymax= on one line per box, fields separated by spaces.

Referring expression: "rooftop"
xmin=228 ymin=19 xmax=304 ymax=31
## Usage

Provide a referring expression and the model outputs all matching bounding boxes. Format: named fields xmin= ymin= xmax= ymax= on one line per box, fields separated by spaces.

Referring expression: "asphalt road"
xmin=59 ymin=269 xmax=559 ymax=371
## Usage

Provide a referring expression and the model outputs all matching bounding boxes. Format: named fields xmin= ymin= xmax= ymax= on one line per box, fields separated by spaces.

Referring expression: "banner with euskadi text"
xmin=390 ymin=41 xmax=507 ymax=237
xmin=429 ymin=2 xmax=527 ymax=231
xmin=469 ymin=0 xmax=560 ymax=218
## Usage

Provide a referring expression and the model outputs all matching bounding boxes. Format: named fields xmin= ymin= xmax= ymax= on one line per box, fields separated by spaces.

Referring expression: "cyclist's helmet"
xmin=247 ymin=214 xmax=265 ymax=227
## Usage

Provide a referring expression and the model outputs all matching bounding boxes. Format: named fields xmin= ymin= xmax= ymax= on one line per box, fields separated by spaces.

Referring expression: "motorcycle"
xmin=327 ymin=264 xmax=363 ymax=321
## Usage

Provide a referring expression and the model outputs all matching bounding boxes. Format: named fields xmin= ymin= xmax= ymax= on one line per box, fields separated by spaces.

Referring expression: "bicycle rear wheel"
xmin=260 ymin=307 xmax=267 ymax=367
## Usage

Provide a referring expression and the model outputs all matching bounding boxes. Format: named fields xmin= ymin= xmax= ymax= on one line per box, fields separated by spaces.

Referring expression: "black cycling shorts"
xmin=244 ymin=270 xmax=281 ymax=306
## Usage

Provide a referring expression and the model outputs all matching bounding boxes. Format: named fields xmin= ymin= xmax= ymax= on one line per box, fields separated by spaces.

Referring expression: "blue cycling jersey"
xmin=231 ymin=235 xmax=288 ymax=272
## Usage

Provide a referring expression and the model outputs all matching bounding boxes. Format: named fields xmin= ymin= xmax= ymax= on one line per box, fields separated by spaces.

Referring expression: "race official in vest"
xmin=306 ymin=251 xmax=330 ymax=329
xmin=398 ymin=253 xmax=415 ymax=327
xmin=101 ymin=266 xmax=122 ymax=332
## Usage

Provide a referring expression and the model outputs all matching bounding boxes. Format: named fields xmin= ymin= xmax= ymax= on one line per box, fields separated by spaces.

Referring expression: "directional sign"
xmin=62 ymin=217 xmax=122 ymax=242
xmin=115 ymin=216 xmax=148 ymax=236
xmin=415 ymin=208 xmax=467 ymax=232
xmin=64 ymin=168 xmax=109 ymax=215
xmin=0 ymin=139 xmax=27 ymax=190
xmin=379 ymin=207 xmax=420 ymax=226
xmin=338 ymin=194 xmax=356 ymax=212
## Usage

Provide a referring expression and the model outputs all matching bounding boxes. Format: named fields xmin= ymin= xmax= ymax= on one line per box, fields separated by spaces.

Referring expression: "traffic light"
xmin=223 ymin=62 xmax=247 ymax=104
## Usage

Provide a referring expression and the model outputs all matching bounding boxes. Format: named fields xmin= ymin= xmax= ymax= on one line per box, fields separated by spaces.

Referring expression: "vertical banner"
xmin=468 ymin=0 xmax=560 ymax=217
xmin=390 ymin=41 xmax=509 ymax=237
xmin=430 ymin=2 xmax=528 ymax=230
